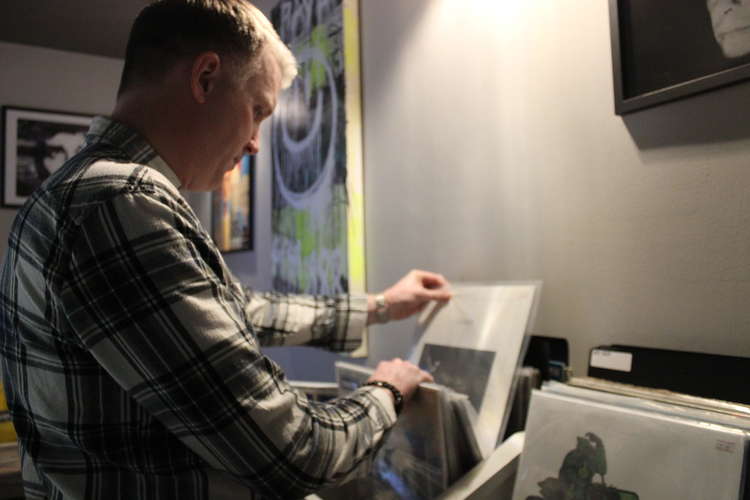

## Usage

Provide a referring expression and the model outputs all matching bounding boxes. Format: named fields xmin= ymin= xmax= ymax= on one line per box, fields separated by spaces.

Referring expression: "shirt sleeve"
xmin=61 ymin=190 xmax=396 ymax=498
xmin=244 ymin=290 xmax=369 ymax=352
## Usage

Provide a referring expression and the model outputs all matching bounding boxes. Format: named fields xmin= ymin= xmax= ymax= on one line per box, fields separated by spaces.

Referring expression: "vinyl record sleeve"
xmin=334 ymin=361 xmax=449 ymax=499
xmin=409 ymin=282 xmax=540 ymax=457
xmin=568 ymin=376 xmax=750 ymax=420
xmin=449 ymin=393 xmax=483 ymax=475
xmin=512 ymin=390 xmax=749 ymax=500
xmin=544 ymin=380 xmax=750 ymax=432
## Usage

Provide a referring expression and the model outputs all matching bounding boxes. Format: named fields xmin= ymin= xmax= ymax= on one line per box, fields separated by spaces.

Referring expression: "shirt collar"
xmin=85 ymin=116 xmax=182 ymax=189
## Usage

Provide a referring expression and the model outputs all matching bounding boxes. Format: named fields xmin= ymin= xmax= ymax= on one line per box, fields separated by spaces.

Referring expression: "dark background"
xmin=620 ymin=0 xmax=750 ymax=98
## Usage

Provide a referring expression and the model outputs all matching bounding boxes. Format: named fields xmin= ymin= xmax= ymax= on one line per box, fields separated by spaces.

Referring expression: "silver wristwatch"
xmin=374 ymin=293 xmax=389 ymax=323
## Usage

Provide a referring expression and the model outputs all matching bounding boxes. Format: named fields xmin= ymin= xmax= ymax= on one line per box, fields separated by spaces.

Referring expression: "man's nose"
xmin=246 ymin=129 xmax=260 ymax=156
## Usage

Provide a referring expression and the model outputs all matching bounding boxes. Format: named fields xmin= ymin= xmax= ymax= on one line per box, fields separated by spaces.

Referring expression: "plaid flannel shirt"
xmin=0 ymin=117 xmax=396 ymax=500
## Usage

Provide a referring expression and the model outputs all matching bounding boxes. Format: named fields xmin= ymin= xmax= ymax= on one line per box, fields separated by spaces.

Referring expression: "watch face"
xmin=376 ymin=294 xmax=386 ymax=308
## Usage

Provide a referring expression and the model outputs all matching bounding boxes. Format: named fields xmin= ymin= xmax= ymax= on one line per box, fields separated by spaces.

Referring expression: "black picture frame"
xmin=210 ymin=154 xmax=254 ymax=253
xmin=2 ymin=106 xmax=93 ymax=207
xmin=610 ymin=0 xmax=750 ymax=115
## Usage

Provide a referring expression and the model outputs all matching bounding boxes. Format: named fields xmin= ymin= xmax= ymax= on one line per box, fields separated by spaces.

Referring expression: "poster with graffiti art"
xmin=512 ymin=390 xmax=749 ymax=500
xmin=270 ymin=0 xmax=366 ymax=295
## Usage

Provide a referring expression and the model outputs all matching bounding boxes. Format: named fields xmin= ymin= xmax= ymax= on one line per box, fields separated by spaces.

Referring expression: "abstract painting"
xmin=270 ymin=0 xmax=366 ymax=295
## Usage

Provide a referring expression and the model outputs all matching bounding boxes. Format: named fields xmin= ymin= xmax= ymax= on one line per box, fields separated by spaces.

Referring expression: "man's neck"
xmin=111 ymin=88 xmax=196 ymax=186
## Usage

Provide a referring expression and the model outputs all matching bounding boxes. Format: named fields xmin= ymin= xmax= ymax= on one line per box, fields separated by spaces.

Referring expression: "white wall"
xmin=0 ymin=42 xmax=123 ymax=258
xmin=359 ymin=0 xmax=750 ymax=375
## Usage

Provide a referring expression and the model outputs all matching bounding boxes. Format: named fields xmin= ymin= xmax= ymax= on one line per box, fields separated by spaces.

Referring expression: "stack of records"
xmin=312 ymin=283 xmax=540 ymax=499
xmin=512 ymin=378 xmax=750 ymax=500
xmin=408 ymin=282 xmax=541 ymax=458
xmin=322 ymin=281 xmax=541 ymax=499
xmin=332 ymin=361 xmax=483 ymax=499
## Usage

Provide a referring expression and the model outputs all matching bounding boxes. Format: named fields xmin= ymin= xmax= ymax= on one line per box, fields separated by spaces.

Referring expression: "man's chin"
xmin=181 ymin=178 xmax=222 ymax=192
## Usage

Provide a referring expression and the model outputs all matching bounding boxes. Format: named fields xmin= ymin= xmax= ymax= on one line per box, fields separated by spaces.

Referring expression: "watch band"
xmin=363 ymin=380 xmax=404 ymax=415
xmin=374 ymin=293 xmax=389 ymax=323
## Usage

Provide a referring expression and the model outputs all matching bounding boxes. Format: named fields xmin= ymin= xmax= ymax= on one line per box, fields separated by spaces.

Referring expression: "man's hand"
xmin=368 ymin=269 xmax=452 ymax=324
xmin=368 ymin=358 xmax=433 ymax=403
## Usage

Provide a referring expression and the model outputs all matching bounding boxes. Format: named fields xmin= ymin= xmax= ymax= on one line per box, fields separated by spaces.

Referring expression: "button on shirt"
xmin=0 ymin=117 xmax=396 ymax=500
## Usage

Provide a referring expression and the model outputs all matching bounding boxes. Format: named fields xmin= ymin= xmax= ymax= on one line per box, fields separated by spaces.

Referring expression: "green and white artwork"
xmin=270 ymin=0 xmax=365 ymax=295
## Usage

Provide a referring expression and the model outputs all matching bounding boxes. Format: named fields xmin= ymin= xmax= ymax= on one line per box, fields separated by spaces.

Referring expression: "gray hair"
xmin=240 ymin=2 xmax=297 ymax=88
xmin=118 ymin=0 xmax=297 ymax=96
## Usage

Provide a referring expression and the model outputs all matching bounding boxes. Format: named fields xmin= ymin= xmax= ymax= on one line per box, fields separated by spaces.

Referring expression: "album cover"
xmin=334 ymin=361 xmax=449 ymax=499
xmin=332 ymin=362 xmax=483 ymax=499
xmin=545 ymin=379 xmax=750 ymax=432
xmin=512 ymin=390 xmax=748 ymax=500
xmin=410 ymin=282 xmax=540 ymax=457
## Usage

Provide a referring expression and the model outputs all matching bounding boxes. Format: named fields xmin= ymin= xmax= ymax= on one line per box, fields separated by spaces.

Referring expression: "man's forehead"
xmin=259 ymin=49 xmax=283 ymax=87
xmin=251 ymin=50 xmax=283 ymax=106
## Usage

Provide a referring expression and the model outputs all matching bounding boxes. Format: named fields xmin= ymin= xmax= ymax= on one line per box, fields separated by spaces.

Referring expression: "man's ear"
xmin=190 ymin=52 xmax=222 ymax=104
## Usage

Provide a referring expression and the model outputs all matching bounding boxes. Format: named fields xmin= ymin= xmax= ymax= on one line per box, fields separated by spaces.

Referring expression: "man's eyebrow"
xmin=263 ymin=96 xmax=277 ymax=116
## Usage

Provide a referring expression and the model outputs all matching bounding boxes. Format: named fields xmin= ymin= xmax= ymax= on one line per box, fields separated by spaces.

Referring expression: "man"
xmin=0 ymin=1 xmax=451 ymax=498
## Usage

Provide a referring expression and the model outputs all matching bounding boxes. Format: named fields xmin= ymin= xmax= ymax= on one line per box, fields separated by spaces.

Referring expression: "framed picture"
xmin=270 ymin=0 xmax=366 ymax=297
xmin=211 ymin=154 xmax=254 ymax=253
xmin=610 ymin=0 xmax=750 ymax=114
xmin=2 ymin=106 xmax=93 ymax=207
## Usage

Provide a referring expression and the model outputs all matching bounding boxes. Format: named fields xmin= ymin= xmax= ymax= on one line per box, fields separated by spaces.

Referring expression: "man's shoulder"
xmin=15 ymin=150 xmax=186 ymax=242
xmin=42 ymin=151 xmax=182 ymax=213
xmin=69 ymin=156 xmax=181 ymax=200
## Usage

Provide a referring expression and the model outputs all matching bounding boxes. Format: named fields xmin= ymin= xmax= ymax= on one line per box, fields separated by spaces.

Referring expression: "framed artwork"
xmin=270 ymin=0 xmax=366 ymax=297
xmin=610 ymin=0 xmax=750 ymax=114
xmin=2 ymin=106 xmax=92 ymax=207
xmin=211 ymin=154 xmax=254 ymax=253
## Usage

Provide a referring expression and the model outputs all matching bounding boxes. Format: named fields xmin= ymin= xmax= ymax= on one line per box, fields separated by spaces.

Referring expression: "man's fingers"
xmin=420 ymin=370 xmax=434 ymax=383
xmin=426 ymin=288 xmax=453 ymax=301
xmin=378 ymin=269 xmax=452 ymax=322
xmin=416 ymin=287 xmax=452 ymax=302
xmin=414 ymin=270 xmax=448 ymax=289
xmin=415 ymin=272 xmax=452 ymax=300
